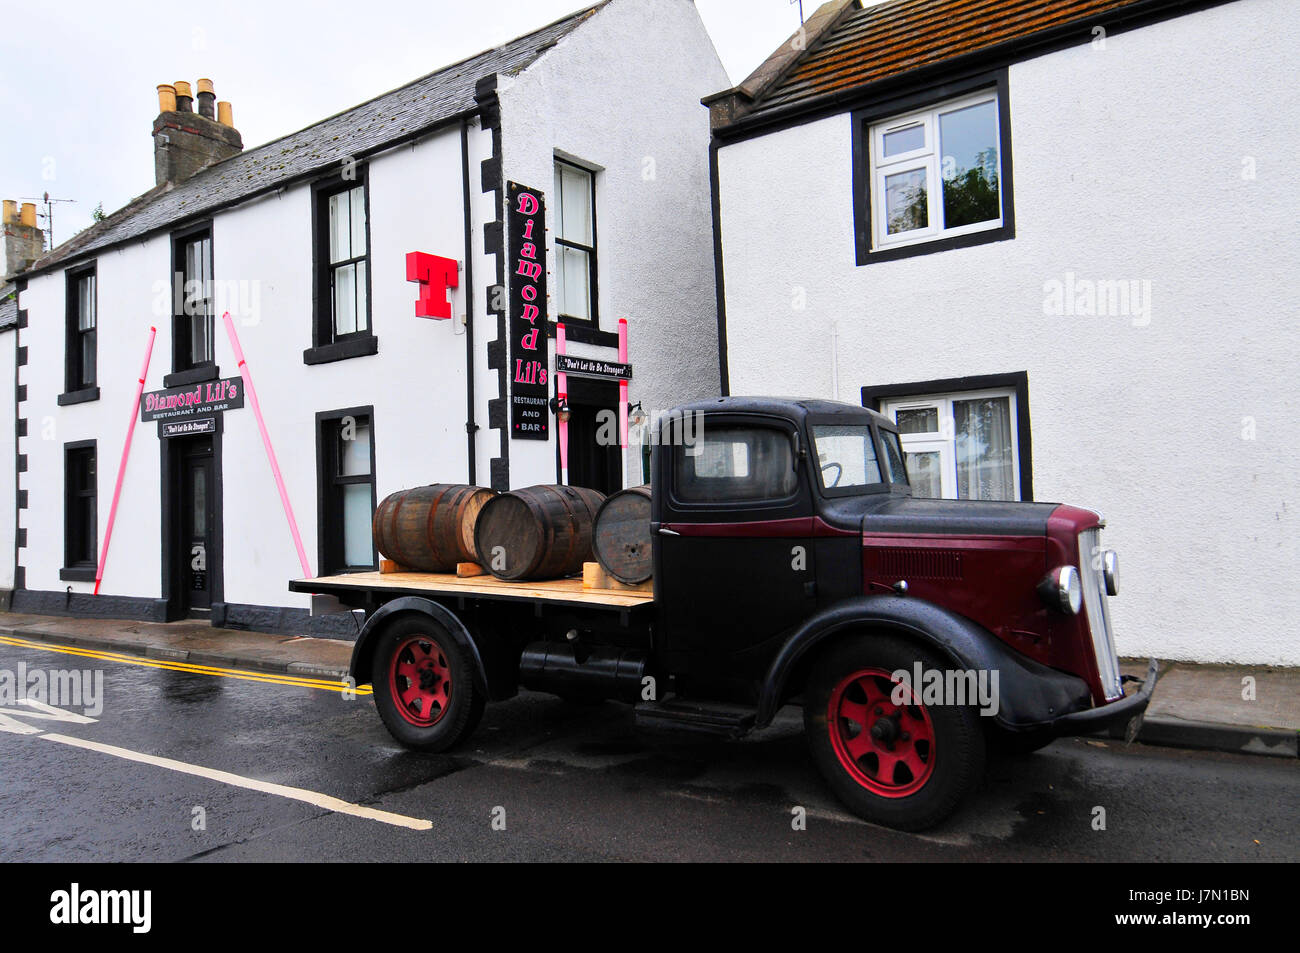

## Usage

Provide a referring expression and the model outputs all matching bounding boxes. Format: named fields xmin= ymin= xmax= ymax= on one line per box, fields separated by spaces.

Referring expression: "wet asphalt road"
xmin=0 ymin=639 xmax=1295 ymax=863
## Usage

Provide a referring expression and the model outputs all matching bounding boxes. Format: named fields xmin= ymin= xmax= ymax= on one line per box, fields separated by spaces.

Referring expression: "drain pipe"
xmin=460 ymin=117 xmax=479 ymax=484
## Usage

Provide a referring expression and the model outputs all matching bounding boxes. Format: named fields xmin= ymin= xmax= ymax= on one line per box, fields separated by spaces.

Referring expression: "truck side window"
xmin=675 ymin=426 xmax=797 ymax=503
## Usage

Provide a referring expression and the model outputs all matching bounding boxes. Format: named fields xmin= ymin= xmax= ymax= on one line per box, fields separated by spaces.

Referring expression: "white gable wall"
xmin=716 ymin=0 xmax=1299 ymax=665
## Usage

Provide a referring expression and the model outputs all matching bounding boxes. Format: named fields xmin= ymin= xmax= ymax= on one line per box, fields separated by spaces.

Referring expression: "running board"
xmin=634 ymin=698 xmax=757 ymax=739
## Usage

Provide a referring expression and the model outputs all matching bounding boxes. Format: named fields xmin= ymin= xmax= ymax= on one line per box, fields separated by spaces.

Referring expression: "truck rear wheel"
xmin=804 ymin=636 xmax=985 ymax=831
xmin=371 ymin=616 xmax=484 ymax=752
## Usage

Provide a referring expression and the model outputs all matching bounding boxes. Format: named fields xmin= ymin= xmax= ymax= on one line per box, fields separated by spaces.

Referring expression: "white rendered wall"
xmin=715 ymin=0 xmax=1300 ymax=665
xmin=498 ymin=0 xmax=729 ymax=488
xmin=0 ymin=330 xmax=14 ymax=591
xmin=18 ymin=124 xmax=474 ymax=612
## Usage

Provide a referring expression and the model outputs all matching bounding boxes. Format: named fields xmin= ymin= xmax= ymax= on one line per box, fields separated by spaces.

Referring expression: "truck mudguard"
xmin=349 ymin=596 xmax=490 ymax=696
xmin=757 ymin=595 xmax=1092 ymax=731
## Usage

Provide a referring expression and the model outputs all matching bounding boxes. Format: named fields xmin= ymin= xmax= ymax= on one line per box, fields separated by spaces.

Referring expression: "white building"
xmin=10 ymin=0 xmax=727 ymax=634
xmin=706 ymin=0 xmax=1299 ymax=665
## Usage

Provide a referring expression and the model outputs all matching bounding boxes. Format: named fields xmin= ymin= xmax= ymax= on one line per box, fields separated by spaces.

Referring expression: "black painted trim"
xmin=546 ymin=321 xmax=618 ymax=349
xmin=302 ymin=335 xmax=379 ymax=365
xmin=212 ymin=600 xmax=361 ymax=641
xmin=712 ymin=0 xmax=1248 ymax=146
xmin=553 ymin=156 xmax=600 ymax=329
xmin=162 ymin=365 xmax=219 ymax=389
xmin=13 ymin=273 xmax=26 ymax=593
xmin=475 ymin=75 xmax=510 ymax=492
xmin=460 ymin=119 xmax=479 ymax=485
xmin=310 ymin=164 xmax=375 ymax=354
xmin=852 ymin=69 xmax=1015 ymax=266
xmin=64 ymin=262 xmax=97 ymax=394
xmin=169 ymin=219 xmax=216 ymax=378
xmin=62 ymin=439 xmax=97 ymax=579
xmin=315 ymin=406 xmax=377 ymax=576
xmin=57 ymin=386 xmax=101 ymax=406
xmin=11 ymin=588 xmax=169 ymax=622
xmin=159 ymin=420 xmax=225 ymax=620
xmin=708 ymin=140 xmax=730 ymax=396
xmin=861 ymin=370 xmax=1034 ymax=502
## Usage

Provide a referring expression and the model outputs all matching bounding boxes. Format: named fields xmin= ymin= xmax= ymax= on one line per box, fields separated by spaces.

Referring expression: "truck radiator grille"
xmin=1078 ymin=528 xmax=1124 ymax=701
xmin=873 ymin=549 xmax=963 ymax=580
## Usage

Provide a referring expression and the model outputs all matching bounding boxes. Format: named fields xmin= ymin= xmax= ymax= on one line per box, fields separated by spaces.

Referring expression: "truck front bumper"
xmin=1050 ymin=658 xmax=1161 ymax=741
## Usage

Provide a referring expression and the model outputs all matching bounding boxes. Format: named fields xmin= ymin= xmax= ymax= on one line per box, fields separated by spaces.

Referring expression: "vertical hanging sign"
xmin=508 ymin=181 xmax=549 ymax=440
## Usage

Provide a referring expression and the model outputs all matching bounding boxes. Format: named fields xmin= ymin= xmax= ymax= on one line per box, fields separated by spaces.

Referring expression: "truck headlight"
xmin=1038 ymin=566 xmax=1083 ymax=614
xmin=1102 ymin=550 xmax=1119 ymax=596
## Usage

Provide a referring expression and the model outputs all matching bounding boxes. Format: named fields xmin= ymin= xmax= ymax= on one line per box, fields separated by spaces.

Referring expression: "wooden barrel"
xmin=474 ymin=484 xmax=606 ymax=581
xmin=372 ymin=484 xmax=495 ymax=572
xmin=593 ymin=485 xmax=653 ymax=584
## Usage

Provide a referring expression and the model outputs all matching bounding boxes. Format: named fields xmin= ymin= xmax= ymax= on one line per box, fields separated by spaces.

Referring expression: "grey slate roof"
xmin=0 ymin=285 xmax=17 ymax=331
xmin=28 ymin=2 xmax=607 ymax=276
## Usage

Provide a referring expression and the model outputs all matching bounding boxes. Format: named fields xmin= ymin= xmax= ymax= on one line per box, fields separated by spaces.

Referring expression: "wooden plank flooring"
xmin=294 ymin=571 xmax=655 ymax=609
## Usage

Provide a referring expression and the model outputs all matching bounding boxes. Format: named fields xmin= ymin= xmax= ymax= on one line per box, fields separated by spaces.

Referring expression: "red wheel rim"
xmin=827 ymin=667 xmax=936 ymax=798
xmin=389 ymin=635 xmax=453 ymax=727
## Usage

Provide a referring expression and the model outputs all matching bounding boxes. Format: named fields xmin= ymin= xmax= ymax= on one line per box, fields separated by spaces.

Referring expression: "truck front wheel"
xmin=804 ymin=636 xmax=985 ymax=831
xmin=371 ymin=616 xmax=484 ymax=752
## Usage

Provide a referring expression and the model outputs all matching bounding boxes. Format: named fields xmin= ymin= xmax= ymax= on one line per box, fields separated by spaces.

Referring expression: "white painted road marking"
xmin=35 ymin=732 xmax=433 ymax=831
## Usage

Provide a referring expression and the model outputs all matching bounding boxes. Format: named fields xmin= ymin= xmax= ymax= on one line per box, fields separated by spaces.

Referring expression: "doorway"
xmin=563 ymin=377 xmax=622 ymax=495
xmin=164 ymin=432 xmax=222 ymax=618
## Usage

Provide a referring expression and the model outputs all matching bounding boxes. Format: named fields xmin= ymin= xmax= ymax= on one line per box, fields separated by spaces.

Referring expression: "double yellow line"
xmin=0 ymin=634 xmax=372 ymax=695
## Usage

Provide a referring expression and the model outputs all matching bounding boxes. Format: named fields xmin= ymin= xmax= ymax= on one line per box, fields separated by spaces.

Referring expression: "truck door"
xmin=654 ymin=415 xmax=817 ymax=681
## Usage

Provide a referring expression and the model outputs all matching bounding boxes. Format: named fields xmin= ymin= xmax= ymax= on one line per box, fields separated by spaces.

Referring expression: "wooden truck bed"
xmin=290 ymin=570 xmax=655 ymax=613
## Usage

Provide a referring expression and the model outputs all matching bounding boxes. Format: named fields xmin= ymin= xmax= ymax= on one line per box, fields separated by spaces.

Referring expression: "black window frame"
xmin=166 ymin=220 xmax=218 ymax=388
xmin=553 ymin=157 xmax=600 ymax=328
xmin=60 ymin=263 xmax=99 ymax=405
xmin=852 ymin=68 xmax=1016 ymax=266
xmin=316 ymin=406 xmax=377 ymax=575
xmin=861 ymin=371 xmax=1033 ymax=501
xmin=61 ymin=440 xmax=97 ymax=582
xmin=306 ymin=168 xmax=377 ymax=366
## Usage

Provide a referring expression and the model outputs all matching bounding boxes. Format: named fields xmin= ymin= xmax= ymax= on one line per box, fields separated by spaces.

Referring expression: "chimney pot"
xmin=2 ymin=200 xmax=15 ymax=225
xmin=196 ymin=78 xmax=216 ymax=119
xmin=217 ymin=101 xmax=233 ymax=127
xmin=157 ymin=83 xmax=177 ymax=113
xmin=174 ymin=80 xmax=193 ymax=112
xmin=20 ymin=203 xmax=38 ymax=228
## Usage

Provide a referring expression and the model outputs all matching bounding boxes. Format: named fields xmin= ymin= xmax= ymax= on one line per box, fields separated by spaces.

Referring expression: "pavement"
xmin=1 ymin=611 xmax=1295 ymax=759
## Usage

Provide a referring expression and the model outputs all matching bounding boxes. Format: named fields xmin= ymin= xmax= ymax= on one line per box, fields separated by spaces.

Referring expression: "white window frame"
xmin=882 ymin=387 xmax=1020 ymax=501
xmin=869 ymin=90 xmax=1003 ymax=251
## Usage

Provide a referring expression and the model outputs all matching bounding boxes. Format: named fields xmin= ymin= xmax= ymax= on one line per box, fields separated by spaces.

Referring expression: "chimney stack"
xmin=153 ymin=78 xmax=243 ymax=187
xmin=3 ymin=199 xmax=46 ymax=278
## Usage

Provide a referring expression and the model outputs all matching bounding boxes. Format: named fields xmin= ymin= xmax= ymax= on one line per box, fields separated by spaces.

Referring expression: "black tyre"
xmin=804 ymin=635 xmax=986 ymax=831
xmin=986 ymin=725 xmax=1057 ymax=757
xmin=370 ymin=615 xmax=485 ymax=751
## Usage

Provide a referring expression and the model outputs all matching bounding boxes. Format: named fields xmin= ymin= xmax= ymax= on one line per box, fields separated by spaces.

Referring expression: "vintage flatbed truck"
xmin=292 ymin=396 xmax=1159 ymax=830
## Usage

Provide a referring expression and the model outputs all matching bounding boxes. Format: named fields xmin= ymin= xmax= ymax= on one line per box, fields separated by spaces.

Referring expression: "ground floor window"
xmin=63 ymin=441 xmax=97 ymax=579
xmin=317 ymin=408 xmax=376 ymax=574
xmin=864 ymin=373 xmax=1031 ymax=501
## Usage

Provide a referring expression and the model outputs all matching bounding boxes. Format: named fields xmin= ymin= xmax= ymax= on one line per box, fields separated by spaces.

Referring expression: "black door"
xmin=654 ymin=417 xmax=818 ymax=682
xmin=173 ymin=435 xmax=217 ymax=615
xmin=565 ymin=377 xmax=621 ymax=495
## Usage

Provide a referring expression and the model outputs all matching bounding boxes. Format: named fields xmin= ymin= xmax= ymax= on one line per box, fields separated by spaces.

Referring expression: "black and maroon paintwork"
xmin=313 ymin=396 xmax=1158 ymax=830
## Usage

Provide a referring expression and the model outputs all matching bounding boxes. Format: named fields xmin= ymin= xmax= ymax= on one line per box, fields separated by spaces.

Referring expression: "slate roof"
xmin=0 ymin=285 xmax=17 ymax=331
xmin=28 ymin=1 xmax=607 ymax=276
xmin=716 ymin=0 xmax=1161 ymax=127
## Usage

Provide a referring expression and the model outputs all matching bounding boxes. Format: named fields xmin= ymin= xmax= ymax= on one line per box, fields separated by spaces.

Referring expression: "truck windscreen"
xmin=811 ymin=424 xmax=884 ymax=491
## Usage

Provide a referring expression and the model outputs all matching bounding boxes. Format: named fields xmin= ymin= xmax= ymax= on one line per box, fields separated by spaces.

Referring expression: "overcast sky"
xmin=1 ymin=0 xmax=820 ymax=242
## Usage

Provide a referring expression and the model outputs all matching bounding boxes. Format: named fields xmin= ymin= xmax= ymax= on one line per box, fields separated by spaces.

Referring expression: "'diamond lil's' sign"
xmin=508 ymin=181 xmax=548 ymax=440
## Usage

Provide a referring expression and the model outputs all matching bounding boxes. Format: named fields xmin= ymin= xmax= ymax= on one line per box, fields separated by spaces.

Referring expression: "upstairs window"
xmin=553 ymin=159 xmax=598 ymax=324
xmin=172 ymin=227 xmax=215 ymax=376
xmin=855 ymin=74 xmax=1014 ymax=264
xmin=65 ymin=265 xmax=97 ymax=397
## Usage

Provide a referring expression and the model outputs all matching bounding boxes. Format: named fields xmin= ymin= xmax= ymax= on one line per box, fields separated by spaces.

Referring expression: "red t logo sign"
xmin=405 ymin=252 xmax=459 ymax=319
